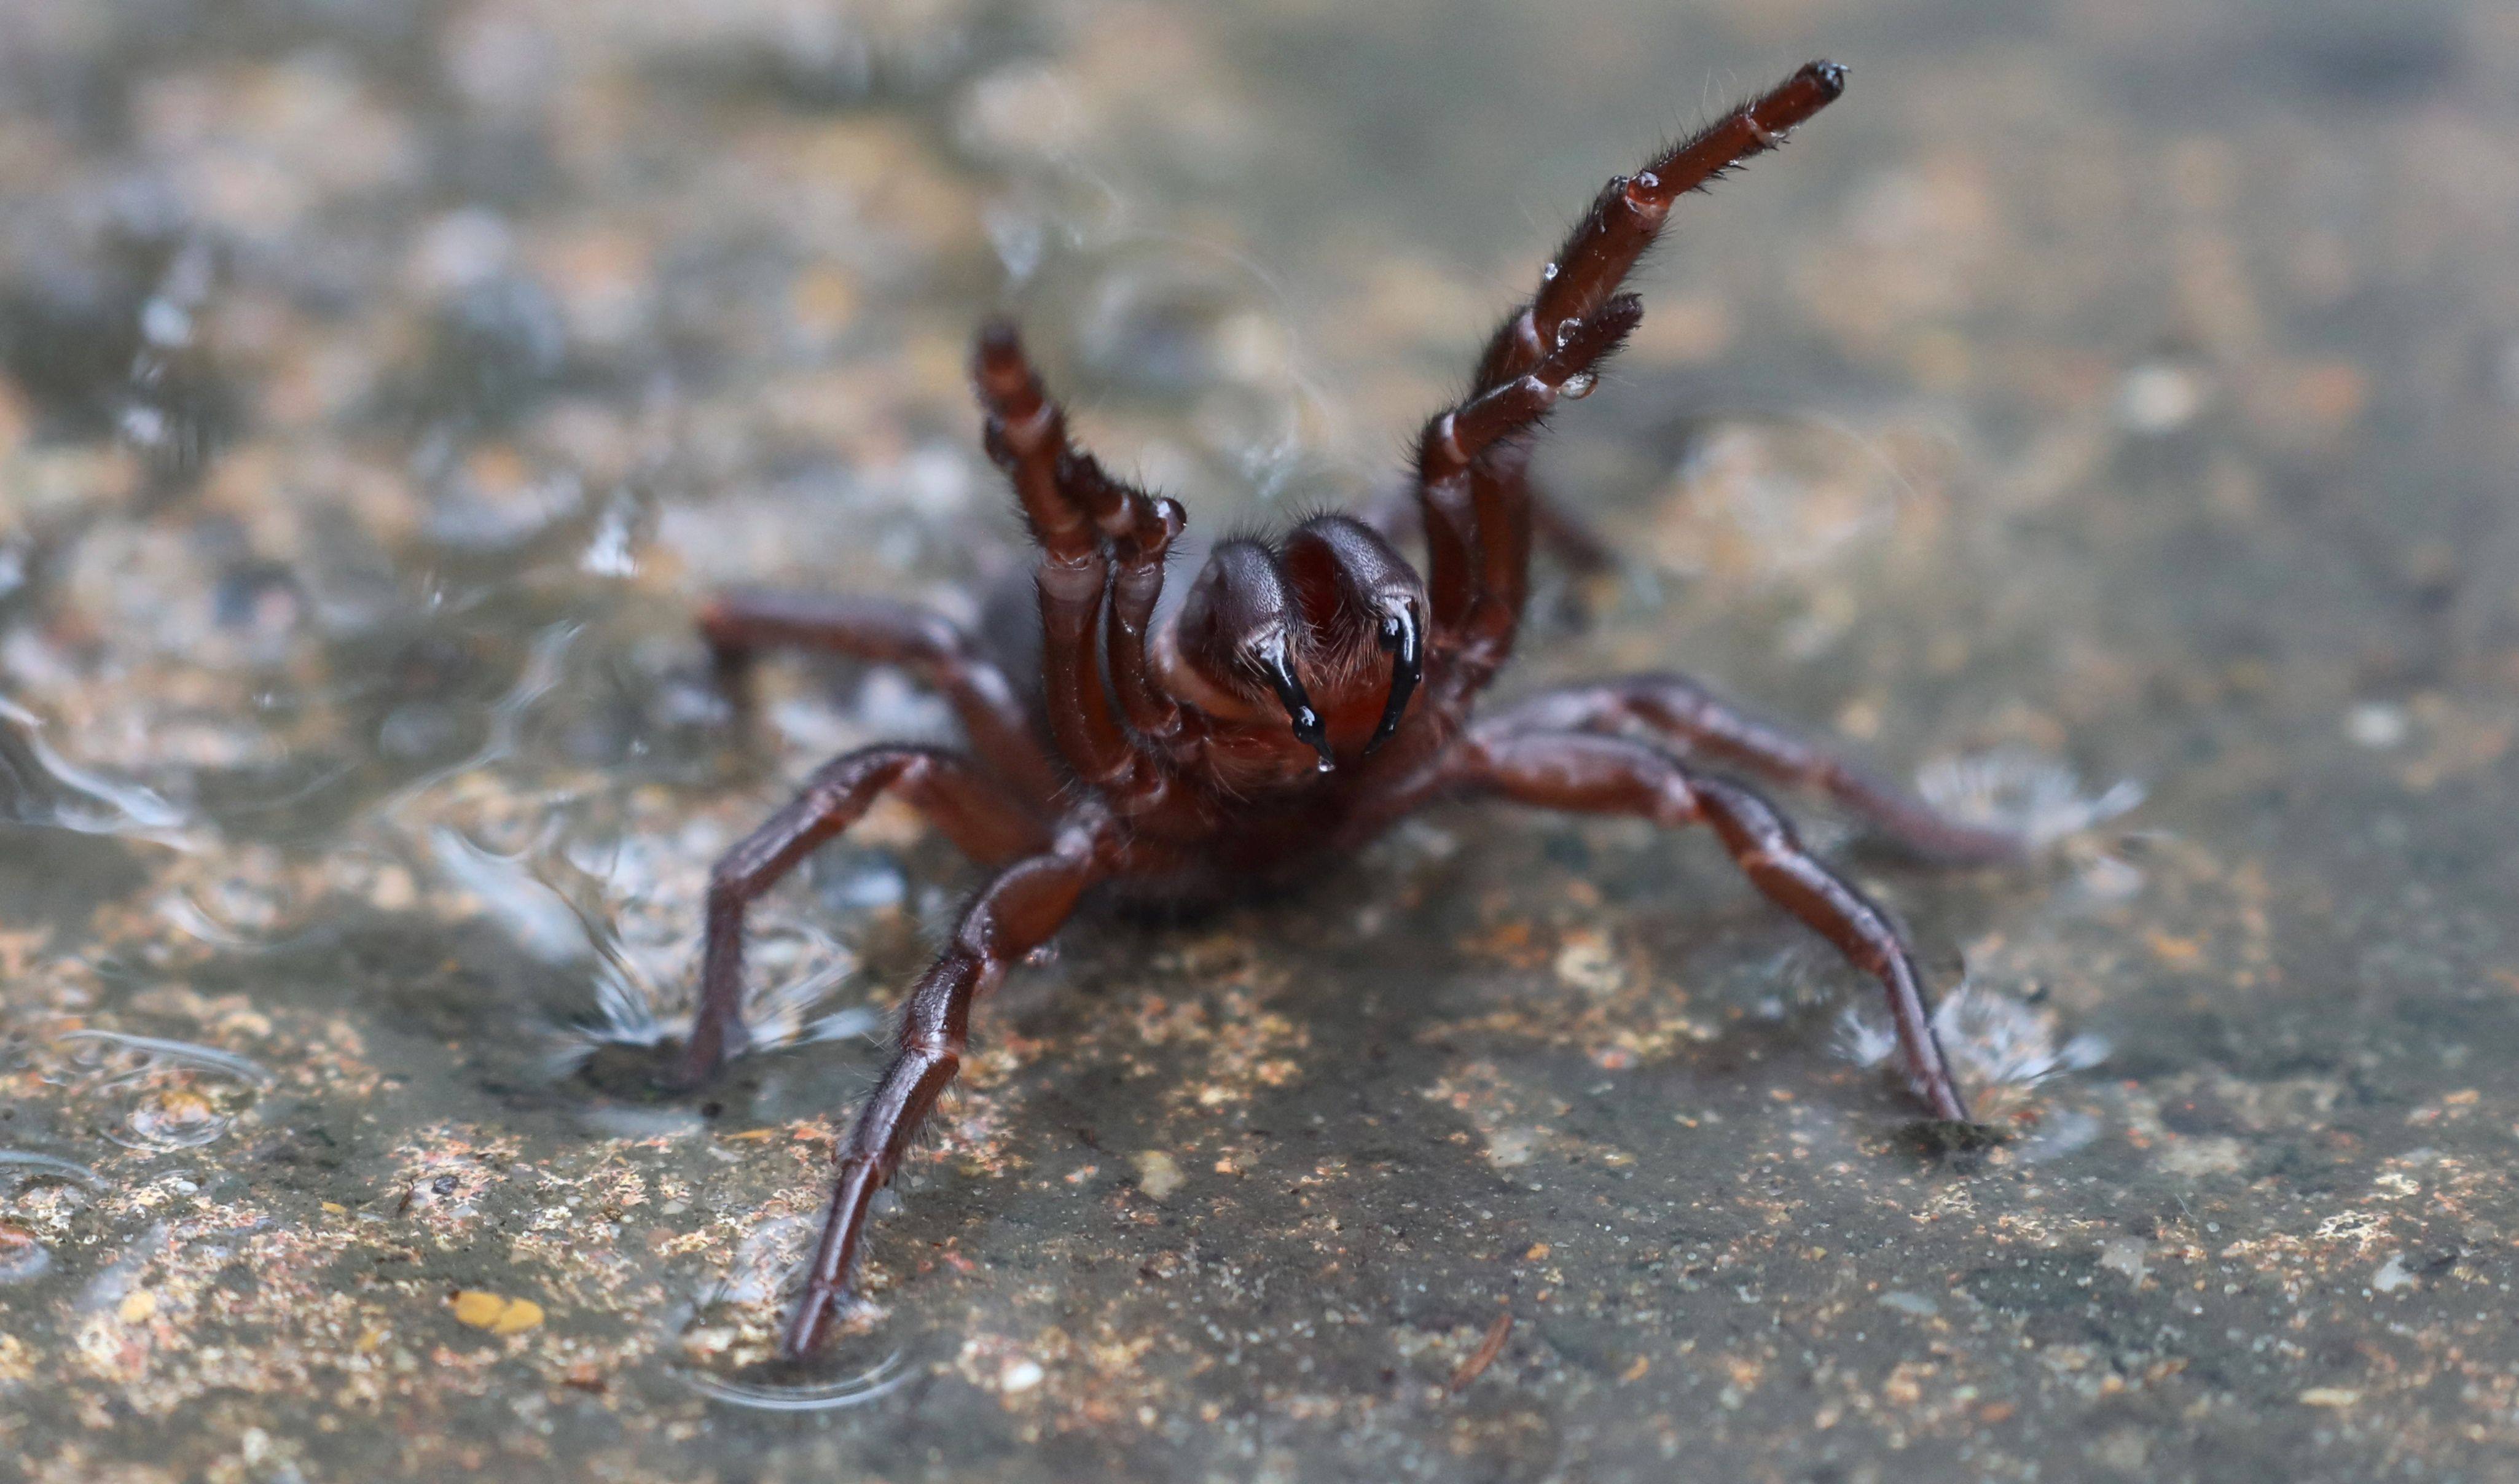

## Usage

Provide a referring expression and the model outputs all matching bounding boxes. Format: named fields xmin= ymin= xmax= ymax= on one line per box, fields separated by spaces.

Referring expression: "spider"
xmin=668 ymin=61 xmax=2023 ymax=1359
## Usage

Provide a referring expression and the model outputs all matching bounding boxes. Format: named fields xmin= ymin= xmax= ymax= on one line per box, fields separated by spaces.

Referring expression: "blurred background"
xmin=2 ymin=0 xmax=2517 ymax=1479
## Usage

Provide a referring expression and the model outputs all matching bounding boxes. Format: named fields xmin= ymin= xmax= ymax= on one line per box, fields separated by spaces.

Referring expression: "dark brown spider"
xmin=670 ymin=61 xmax=2023 ymax=1359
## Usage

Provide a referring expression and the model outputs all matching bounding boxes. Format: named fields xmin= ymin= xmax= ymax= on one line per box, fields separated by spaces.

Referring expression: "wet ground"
xmin=3 ymin=0 xmax=2518 ymax=1479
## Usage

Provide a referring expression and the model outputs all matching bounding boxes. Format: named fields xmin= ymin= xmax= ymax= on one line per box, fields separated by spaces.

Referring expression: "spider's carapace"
xmin=673 ymin=61 xmax=2023 ymax=1358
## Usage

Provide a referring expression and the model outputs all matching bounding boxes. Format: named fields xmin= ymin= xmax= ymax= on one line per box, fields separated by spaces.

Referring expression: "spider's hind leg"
xmin=1482 ymin=674 xmax=2024 ymax=866
xmin=1454 ymin=724 xmax=1972 ymax=1123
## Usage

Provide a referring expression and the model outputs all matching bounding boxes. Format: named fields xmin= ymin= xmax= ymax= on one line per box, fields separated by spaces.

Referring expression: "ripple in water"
xmin=58 ymin=1031 xmax=272 ymax=1152
xmin=1915 ymin=746 xmax=2144 ymax=851
xmin=121 ymin=1088 xmax=230 ymax=1149
xmin=1838 ymin=983 xmax=2109 ymax=1101
xmin=679 ymin=1350 xmax=915 ymax=1413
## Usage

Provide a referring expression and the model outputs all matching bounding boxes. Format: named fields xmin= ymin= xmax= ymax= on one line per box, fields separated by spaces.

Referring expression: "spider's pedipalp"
xmin=1105 ymin=492 xmax=1189 ymax=742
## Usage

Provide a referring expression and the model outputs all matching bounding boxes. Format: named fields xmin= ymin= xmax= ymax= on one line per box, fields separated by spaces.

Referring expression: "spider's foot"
xmin=657 ymin=1020 xmax=751 ymax=1092
xmin=780 ymin=1284 xmax=865 ymax=1361
xmin=1897 ymin=1117 xmax=2010 ymax=1157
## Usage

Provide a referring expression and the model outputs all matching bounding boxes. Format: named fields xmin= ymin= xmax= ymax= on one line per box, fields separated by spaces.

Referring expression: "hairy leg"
xmin=1483 ymin=674 xmax=2023 ymax=865
xmin=1473 ymin=62 xmax=1846 ymax=394
xmin=1455 ymin=725 xmax=1970 ymax=1122
xmin=1424 ymin=63 xmax=1848 ymax=685
xmin=670 ymin=745 xmax=1049 ymax=1088
xmin=1359 ymin=477 xmax=1615 ymax=578
xmin=1414 ymin=297 xmax=1642 ymax=682
xmin=699 ymin=590 xmax=1064 ymax=806
xmin=973 ymin=324 xmax=1191 ymax=795
xmin=784 ymin=823 xmax=1111 ymax=1357
xmin=973 ymin=327 xmax=1130 ymax=789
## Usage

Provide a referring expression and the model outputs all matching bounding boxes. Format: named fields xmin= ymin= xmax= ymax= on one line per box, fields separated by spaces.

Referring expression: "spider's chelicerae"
xmin=672 ymin=61 xmax=2024 ymax=1358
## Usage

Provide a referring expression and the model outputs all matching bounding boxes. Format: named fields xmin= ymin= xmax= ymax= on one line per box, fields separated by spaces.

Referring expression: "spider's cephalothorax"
xmin=672 ymin=62 xmax=2023 ymax=1357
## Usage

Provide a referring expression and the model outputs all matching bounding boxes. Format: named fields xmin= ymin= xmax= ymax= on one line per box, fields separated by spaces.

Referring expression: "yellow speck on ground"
xmin=2145 ymin=931 xmax=2204 ymax=966
xmin=117 ymin=1291 xmax=157 ymax=1324
xmin=449 ymin=1291 xmax=546 ymax=1335
xmin=2300 ymin=1388 xmax=2360 ymax=1408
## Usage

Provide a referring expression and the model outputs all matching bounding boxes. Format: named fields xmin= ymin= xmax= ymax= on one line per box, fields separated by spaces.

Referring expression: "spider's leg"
xmin=671 ymin=744 xmax=1049 ymax=1088
xmin=783 ymin=823 xmax=1110 ymax=1357
xmin=1417 ymin=64 xmax=1846 ymax=698
xmin=1360 ymin=476 xmax=1615 ymax=579
xmin=1412 ymin=297 xmax=1642 ymax=690
xmin=1473 ymin=61 xmax=1846 ymax=393
xmin=1454 ymin=725 xmax=1971 ymax=1123
xmin=1483 ymin=675 xmax=2024 ymax=865
xmin=1525 ymin=482 xmax=1618 ymax=577
xmin=973 ymin=324 xmax=1190 ymax=792
xmin=699 ymin=591 xmax=1064 ymax=806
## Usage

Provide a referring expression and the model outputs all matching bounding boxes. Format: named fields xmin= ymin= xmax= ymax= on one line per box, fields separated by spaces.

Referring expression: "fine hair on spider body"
xmin=672 ymin=60 xmax=2026 ymax=1359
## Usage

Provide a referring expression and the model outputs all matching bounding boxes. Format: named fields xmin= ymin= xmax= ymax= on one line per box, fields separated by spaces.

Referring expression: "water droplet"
xmin=127 ymin=1088 xmax=230 ymax=1149
xmin=1636 ymin=170 xmax=1659 ymax=191
xmin=119 ymin=402 xmax=169 ymax=448
xmin=1539 ymin=262 xmax=1559 ymax=282
xmin=1553 ymin=319 xmax=1579 ymax=350
xmin=140 ymin=297 xmax=193 ymax=348
xmin=0 ymin=1220 xmax=50 ymax=1283
xmin=1561 ymin=370 xmax=1598 ymax=399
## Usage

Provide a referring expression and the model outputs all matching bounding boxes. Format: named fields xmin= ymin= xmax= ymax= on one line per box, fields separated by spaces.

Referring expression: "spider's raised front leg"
xmin=670 ymin=745 xmax=1048 ymax=1088
xmin=1359 ymin=474 xmax=1615 ymax=581
xmin=1483 ymin=675 xmax=2023 ymax=866
xmin=972 ymin=324 xmax=1188 ymax=797
xmin=699 ymin=591 xmax=1064 ymax=806
xmin=1425 ymin=63 xmax=1851 ymax=692
xmin=1412 ymin=296 xmax=1643 ymax=689
xmin=1473 ymin=61 xmax=1847 ymax=394
xmin=784 ymin=818 xmax=1111 ymax=1357
xmin=1454 ymin=725 xmax=1972 ymax=1122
